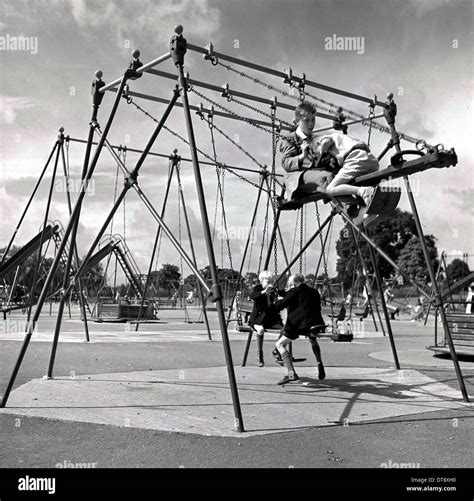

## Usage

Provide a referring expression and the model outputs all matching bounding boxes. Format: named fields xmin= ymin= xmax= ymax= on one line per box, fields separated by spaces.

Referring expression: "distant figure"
xmin=186 ymin=290 xmax=194 ymax=304
xmin=383 ymin=287 xmax=399 ymax=320
xmin=411 ymin=296 xmax=425 ymax=322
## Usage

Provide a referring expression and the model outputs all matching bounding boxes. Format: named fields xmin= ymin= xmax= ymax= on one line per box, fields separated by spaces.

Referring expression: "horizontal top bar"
xmin=100 ymin=52 xmax=172 ymax=93
xmin=187 ymin=43 xmax=387 ymax=108
xmin=314 ymin=113 xmax=385 ymax=133
xmin=147 ymin=68 xmax=334 ymax=121
xmin=67 ymin=136 xmax=283 ymax=177
xmin=107 ymin=87 xmax=293 ymax=131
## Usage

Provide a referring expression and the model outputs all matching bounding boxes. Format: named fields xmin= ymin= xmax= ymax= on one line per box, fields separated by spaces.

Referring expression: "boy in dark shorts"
xmin=280 ymin=101 xmax=380 ymax=226
xmin=274 ymin=274 xmax=327 ymax=385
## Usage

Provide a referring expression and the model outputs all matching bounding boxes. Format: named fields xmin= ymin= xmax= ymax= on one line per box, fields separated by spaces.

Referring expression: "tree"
xmin=396 ymin=235 xmax=439 ymax=285
xmin=335 ymin=209 xmax=418 ymax=289
xmin=445 ymin=259 xmax=470 ymax=282
xmin=151 ymin=264 xmax=181 ymax=297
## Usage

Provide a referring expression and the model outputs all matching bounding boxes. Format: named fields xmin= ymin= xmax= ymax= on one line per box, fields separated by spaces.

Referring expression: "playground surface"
xmin=1 ymin=305 xmax=473 ymax=468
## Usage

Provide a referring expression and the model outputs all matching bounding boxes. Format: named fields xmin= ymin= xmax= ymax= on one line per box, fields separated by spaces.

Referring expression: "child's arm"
xmin=280 ymin=138 xmax=311 ymax=172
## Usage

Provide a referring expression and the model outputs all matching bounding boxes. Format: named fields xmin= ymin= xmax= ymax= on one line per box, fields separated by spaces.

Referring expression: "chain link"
xmin=199 ymin=112 xmax=266 ymax=169
xmin=217 ymin=60 xmax=434 ymax=147
xmin=124 ymin=94 xmax=268 ymax=193
xmin=315 ymin=202 xmax=335 ymax=323
xmin=208 ymin=121 xmax=235 ymax=274
xmin=190 ymin=87 xmax=275 ymax=136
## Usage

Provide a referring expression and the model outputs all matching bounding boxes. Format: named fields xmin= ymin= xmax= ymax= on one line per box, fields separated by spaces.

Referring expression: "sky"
xmin=0 ymin=0 xmax=473 ymax=282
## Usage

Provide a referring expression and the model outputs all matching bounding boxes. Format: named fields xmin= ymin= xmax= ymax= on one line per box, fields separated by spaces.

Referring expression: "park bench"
xmin=428 ymin=312 xmax=474 ymax=357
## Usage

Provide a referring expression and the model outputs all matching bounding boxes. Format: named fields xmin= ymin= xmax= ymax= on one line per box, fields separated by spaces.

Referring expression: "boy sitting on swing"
xmin=280 ymin=101 xmax=380 ymax=225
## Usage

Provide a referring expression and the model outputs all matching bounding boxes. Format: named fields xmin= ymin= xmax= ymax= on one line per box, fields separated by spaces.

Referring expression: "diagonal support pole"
xmin=175 ymin=157 xmax=213 ymax=340
xmin=1 ymin=72 xmax=129 ymax=406
xmin=172 ymin=28 xmax=245 ymax=432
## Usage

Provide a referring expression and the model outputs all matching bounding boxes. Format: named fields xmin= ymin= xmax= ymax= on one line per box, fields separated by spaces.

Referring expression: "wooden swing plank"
xmin=354 ymin=149 xmax=457 ymax=187
xmin=278 ymin=149 xmax=457 ymax=211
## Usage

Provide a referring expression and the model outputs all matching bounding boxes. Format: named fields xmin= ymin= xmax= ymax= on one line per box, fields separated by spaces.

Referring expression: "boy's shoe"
xmin=277 ymin=373 xmax=299 ymax=386
xmin=359 ymin=186 xmax=376 ymax=207
xmin=257 ymin=354 xmax=264 ymax=368
xmin=318 ymin=363 xmax=326 ymax=380
xmin=272 ymin=349 xmax=284 ymax=366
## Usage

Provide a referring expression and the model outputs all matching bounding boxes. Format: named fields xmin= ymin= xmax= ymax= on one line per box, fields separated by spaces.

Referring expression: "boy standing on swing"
xmin=280 ymin=101 xmax=380 ymax=225
xmin=274 ymin=274 xmax=326 ymax=385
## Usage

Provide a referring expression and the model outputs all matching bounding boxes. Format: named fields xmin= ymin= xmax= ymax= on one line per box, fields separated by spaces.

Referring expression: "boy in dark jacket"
xmin=248 ymin=270 xmax=283 ymax=367
xmin=274 ymin=274 xmax=326 ymax=385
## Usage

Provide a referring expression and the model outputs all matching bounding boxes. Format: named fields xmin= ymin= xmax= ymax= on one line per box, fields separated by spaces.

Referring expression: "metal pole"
xmin=263 ymin=179 xmax=291 ymax=270
xmin=336 ymin=206 xmax=432 ymax=301
xmin=100 ymin=51 xmax=172 ymax=93
xmin=225 ymin=172 xmax=266 ymax=326
xmin=134 ymin=158 xmax=176 ymax=331
xmin=187 ymin=43 xmax=386 ymax=107
xmin=384 ymin=94 xmax=468 ymax=401
xmin=68 ymin=136 xmax=282 ymax=176
xmin=25 ymin=139 xmax=62 ymax=322
xmin=367 ymin=243 xmax=400 ymax=369
xmin=349 ymin=226 xmax=385 ymax=335
xmin=403 ymin=178 xmax=469 ymax=401
xmin=58 ymin=134 xmax=90 ymax=342
xmin=276 ymin=209 xmax=336 ymax=283
xmin=98 ymin=131 xmax=210 ymax=293
xmin=175 ymin=159 xmax=213 ymax=340
xmin=146 ymin=68 xmax=334 ymax=120
xmin=173 ymin=28 xmax=244 ymax=432
xmin=108 ymin=88 xmax=294 ymax=132
xmin=1 ymin=72 xmax=128 ymax=408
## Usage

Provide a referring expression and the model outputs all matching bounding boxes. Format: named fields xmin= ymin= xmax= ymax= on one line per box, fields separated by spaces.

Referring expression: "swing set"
xmin=1 ymin=26 xmax=469 ymax=436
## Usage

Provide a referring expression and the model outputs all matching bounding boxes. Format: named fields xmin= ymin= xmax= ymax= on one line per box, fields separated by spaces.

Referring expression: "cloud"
xmin=444 ymin=187 xmax=474 ymax=213
xmin=0 ymin=96 xmax=36 ymax=124
xmin=68 ymin=0 xmax=221 ymax=51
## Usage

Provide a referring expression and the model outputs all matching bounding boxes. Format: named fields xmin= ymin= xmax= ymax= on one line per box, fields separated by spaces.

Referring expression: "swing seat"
xmin=277 ymin=148 xmax=456 ymax=212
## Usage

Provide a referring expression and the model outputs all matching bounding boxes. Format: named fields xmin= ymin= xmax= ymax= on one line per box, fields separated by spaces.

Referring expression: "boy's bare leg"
xmin=275 ymin=335 xmax=299 ymax=384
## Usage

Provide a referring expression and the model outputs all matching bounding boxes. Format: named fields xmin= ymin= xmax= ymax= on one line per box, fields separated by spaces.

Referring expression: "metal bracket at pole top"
xmin=204 ymin=42 xmax=218 ymax=66
xmin=91 ymin=70 xmax=105 ymax=107
xmin=170 ymin=25 xmax=187 ymax=66
xmin=383 ymin=92 xmax=397 ymax=125
xmin=169 ymin=148 xmax=181 ymax=163
xmin=127 ymin=50 xmax=143 ymax=80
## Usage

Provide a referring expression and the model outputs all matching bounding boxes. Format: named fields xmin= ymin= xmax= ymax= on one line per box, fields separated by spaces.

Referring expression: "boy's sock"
xmin=256 ymin=334 xmax=264 ymax=366
xmin=311 ymin=341 xmax=322 ymax=364
xmin=281 ymin=351 xmax=295 ymax=375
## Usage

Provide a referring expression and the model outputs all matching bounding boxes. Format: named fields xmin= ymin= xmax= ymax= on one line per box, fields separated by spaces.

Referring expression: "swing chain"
xmin=198 ymin=108 xmax=266 ymax=170
xmin=190 ymin=86 xmax=284 ymax=136
xmin=299 ymin=208 xmax=304 ymax=274
xmin=207 ymin=120 xmax=235 ymax=274
xmin=367 ymin=100 xmax=376 ymax=147
xmin=124 ymin=91 xmax=270 ymax=192
xmin=270 ymin=101 xmax=279 ymax=276
xmin=217 ymin=60 xmax=433 ymax=147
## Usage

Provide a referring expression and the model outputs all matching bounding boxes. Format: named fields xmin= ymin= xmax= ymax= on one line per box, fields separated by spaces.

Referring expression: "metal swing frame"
xmin=2 ymin=27 xmax=468 ymax=441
